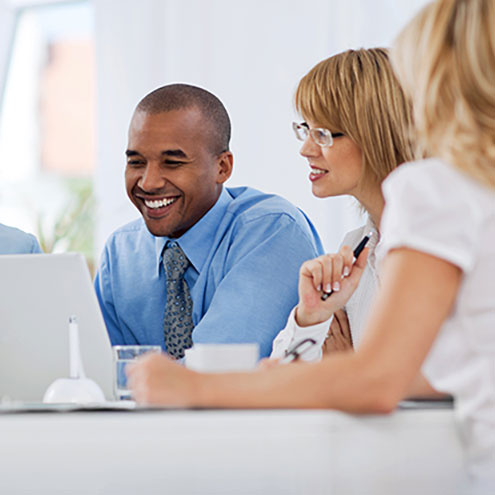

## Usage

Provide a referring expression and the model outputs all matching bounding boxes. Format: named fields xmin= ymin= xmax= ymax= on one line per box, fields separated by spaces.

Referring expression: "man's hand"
xmin=295 ymin=247 xmax=368 ymax=327
xmin=322 ymin=309 xmax=353 ymax=355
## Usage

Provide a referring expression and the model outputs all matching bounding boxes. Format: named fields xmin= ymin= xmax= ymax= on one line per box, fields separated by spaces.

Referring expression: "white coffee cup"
xmin=184 ymin=343 xmax=259 ymax=373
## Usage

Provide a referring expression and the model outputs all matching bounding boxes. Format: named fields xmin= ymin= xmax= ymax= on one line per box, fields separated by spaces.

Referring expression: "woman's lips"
xmin=309 ymin=166 xmax=328 ymax=182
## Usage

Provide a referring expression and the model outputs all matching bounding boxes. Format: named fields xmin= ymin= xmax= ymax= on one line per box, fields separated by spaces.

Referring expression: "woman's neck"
xmin=354 ymin=187 xmax=384 ymax=230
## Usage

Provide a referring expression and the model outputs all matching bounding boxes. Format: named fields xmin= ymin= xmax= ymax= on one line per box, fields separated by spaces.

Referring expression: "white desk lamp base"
xmin=43 ymin=315 xmax=105 ymax=404
xmin=43 ymin=377 xmax=105 ymax=404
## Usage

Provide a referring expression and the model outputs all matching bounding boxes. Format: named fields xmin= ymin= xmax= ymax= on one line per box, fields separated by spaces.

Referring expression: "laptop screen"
xmin=0 ymin=253 xmax=114 ymax=402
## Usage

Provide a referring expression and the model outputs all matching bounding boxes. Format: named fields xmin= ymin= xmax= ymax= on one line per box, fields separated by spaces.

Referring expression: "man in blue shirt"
xmin=0 ymin=223 xmax=42 ymax=254
xmin=94 ymin=84 xmax=323 ymax=359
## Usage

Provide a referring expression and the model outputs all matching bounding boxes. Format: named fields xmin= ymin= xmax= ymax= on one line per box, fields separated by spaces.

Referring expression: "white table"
xmin=0 ymin=407 xmax=468 ymax=494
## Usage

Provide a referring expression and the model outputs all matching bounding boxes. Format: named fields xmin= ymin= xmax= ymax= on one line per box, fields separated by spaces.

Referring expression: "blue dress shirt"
xmin=0 ymin=223 xmax=42 ymax=254
xmin=94 ymin=187 xmax=323 ymax=358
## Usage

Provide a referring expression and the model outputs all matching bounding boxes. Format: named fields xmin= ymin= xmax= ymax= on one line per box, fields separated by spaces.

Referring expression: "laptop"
xmin=0 ymin=253 xmax=114 ymax=403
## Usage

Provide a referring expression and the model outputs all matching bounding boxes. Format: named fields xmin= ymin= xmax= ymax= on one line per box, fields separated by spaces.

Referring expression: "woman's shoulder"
xmin=383 ymin=158 xmax=493 ymax=224
xmin=379 ymin=158 xmax=493 ymax=273
xmin=384 ymin=158 xmax=490 ymax=199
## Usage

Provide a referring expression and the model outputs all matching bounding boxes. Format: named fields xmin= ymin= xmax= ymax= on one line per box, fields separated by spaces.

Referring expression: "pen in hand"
xmin=321 ymin=232 xmax=373 ymax=301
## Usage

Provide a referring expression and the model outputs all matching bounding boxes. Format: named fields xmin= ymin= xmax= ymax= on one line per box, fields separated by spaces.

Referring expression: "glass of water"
xmin=112 ymin=345 xmax=161 ymax=400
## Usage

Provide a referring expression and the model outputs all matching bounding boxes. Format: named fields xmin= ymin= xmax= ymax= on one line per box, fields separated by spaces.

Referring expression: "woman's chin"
xmin=312 ymin=184 xmax=334 ymax=198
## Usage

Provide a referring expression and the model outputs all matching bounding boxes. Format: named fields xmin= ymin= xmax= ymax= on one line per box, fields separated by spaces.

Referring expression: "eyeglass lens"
xmin=292 ymin=122 xmax=332 ymax=147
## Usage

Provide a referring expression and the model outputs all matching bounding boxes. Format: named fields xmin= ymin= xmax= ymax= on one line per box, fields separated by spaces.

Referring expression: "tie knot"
xmin=163 ymin=242 xmax=190 ymax=279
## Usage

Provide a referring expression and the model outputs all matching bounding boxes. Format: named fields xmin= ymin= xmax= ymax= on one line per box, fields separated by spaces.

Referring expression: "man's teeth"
xmin=311 ymin=167 xmax=327 ymax=175
xmin=144 ymin=197 xmax=177 ymax=209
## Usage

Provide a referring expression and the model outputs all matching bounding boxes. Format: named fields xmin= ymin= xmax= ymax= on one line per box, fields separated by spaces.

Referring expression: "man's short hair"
xmin=136 ymin=84 xmax=231 ymax=155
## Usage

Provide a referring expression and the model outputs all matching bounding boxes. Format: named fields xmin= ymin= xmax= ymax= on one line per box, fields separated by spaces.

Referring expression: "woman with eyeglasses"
xmin=269 ymin=47 xmax=424 ymax=369
xmin=128 ymin=0 xmax=495 ymax=486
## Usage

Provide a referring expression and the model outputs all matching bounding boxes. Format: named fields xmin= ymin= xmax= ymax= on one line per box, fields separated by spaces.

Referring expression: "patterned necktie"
xmin=162 ymin=241 xmax=194 ymax=359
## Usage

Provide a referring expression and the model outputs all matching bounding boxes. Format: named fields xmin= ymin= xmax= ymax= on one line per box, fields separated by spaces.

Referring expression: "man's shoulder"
xmin=226 ymin=186 xmax=306 ymax=223
xmin=0 ymin=223 xmax=39 ymax=254
xmin=223 ymin=187 xmax=323 ymax=253
xmin=110 ymin=217 xmax=147 ymax=236
xmin=104 ymin=218 xmax=153 ymax=250
xmin=0 ymin=222 xmax=30 ymax=239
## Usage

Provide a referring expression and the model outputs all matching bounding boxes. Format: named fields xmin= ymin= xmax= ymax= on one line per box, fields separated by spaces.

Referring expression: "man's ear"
xmin=216 ymin=151 xmax=233 ymax=184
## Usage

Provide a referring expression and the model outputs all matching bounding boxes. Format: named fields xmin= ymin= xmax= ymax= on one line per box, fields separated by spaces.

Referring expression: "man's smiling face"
xmin=125 ymin=107 xmax=229 ymax=238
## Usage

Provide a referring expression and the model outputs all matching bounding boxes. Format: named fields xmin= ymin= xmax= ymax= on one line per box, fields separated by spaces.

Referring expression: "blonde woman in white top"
xmin=128 ymin=0 xmax=495 ymax=487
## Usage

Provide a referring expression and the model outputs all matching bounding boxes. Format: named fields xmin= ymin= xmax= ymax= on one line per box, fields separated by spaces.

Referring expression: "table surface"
xmin=0 ymin=406 xmax=469 ymax=495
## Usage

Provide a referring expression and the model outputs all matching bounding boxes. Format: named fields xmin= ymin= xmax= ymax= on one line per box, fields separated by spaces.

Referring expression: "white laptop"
xmin=0 ymin=253 xmax=114 ymax=403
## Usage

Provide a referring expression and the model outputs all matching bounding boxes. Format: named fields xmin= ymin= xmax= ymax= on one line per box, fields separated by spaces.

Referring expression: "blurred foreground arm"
xmin=128 ymin=248 xmax=460 ymax=411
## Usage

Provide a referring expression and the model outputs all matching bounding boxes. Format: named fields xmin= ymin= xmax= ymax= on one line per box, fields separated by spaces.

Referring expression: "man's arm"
xmin=29 ymin=234 xmax=43 ymax=253
xmin=191 ymin=214 xmax=322 ymax=358
xmin=94 ymin=246 xmax=128 ymax=346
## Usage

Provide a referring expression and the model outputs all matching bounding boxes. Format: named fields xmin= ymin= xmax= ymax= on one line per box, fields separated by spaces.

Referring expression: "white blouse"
xmin=378 ymin=158 xmax=495 ymax=483
xmin=270 ymin=215 xmax=380 ymax=361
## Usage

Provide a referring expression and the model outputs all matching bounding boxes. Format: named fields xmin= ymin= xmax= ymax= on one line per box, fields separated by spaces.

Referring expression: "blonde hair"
xmin=392 ymin=0 xmax=495 ymax=188
xmin=295 ymin=48 xmax=416 ymax=187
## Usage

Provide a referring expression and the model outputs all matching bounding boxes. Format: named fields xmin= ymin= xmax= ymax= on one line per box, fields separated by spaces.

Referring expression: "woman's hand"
xmin=295 ymin=247 xmax=368 ymax=327
xmin=257 ymin=357 xmax=280 ymax=370
xmin=126 ymin=353 xmax=198 ymax=406
xmin=322 ymin=309 xmax=353 ymax=354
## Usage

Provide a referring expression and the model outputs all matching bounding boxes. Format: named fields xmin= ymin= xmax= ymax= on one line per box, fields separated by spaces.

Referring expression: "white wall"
xmin=93 ymin=0 xmax=430 ymax=255
xmin=0 ymin=1 xmax=15 ymax=100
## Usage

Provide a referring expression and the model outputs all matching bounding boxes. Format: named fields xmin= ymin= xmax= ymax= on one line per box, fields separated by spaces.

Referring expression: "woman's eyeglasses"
xmin=292 ymin=122 xmax=344 ymax=147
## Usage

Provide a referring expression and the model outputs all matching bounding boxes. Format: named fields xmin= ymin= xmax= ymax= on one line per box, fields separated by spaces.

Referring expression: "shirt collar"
xmin=364 ymin=214 xmax=380 ymax=270
xmin=364 ymin=215 xmax=379 ymax=249
xmin=153 ymin=187 xmax=232 ymax=275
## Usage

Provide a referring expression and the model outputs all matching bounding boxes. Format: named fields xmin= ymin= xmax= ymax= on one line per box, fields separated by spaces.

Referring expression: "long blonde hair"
xmin=295 ymin=48 xmax=416 ymax=188
xmin=392 ymin=0 xmax=495 ymax=188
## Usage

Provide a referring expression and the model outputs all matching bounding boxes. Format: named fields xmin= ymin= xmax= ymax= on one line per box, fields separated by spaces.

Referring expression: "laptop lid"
xmin=0 ymin=253 xmax=114 ymax=402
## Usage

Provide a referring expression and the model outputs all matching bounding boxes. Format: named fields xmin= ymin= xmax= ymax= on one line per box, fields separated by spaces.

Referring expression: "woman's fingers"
xmin=320 ymin=255 xmax=334 ymax=294
xmin=339 ymin=247 xmax=369 ymax=294
xmin=300 ymin=258 xmax=324 ymax=292
xmin=340 ymin=245 xmax=354 ymax=278
xmin=320 ymin=254 xmax=348 ymax=295
xmin=127 ymin=353 xmax=185 ymax=405
xmin=297 ymin=248 xmax=369 ymax=327
xmin=301 ymin=248 xmax=361 ymax=299
xmin=323 ymin=310 xmax=353 ymax=353
xmin=330 ymin=318 xmax=346 ymax=347
xmin=354 ymin=247 xmax=369 ymax=269
xmin=331 ymin=255 xmax=344 ymax=292
xmin=334 ymin=309 xmax=352 ymax=343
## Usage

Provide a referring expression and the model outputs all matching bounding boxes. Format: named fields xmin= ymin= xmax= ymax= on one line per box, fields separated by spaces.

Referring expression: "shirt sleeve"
xmin=380 ymin=162 xmax=483 ymax=273
xmin=190 ymin=214 xmax=322 ymax=358
xmin=270 ymin=307 xmax=332 ymax=362
xmin=29 ymin=235 xmax=43 ymax=253
xmin=94 ymin=244 xmax=132 ymax=346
